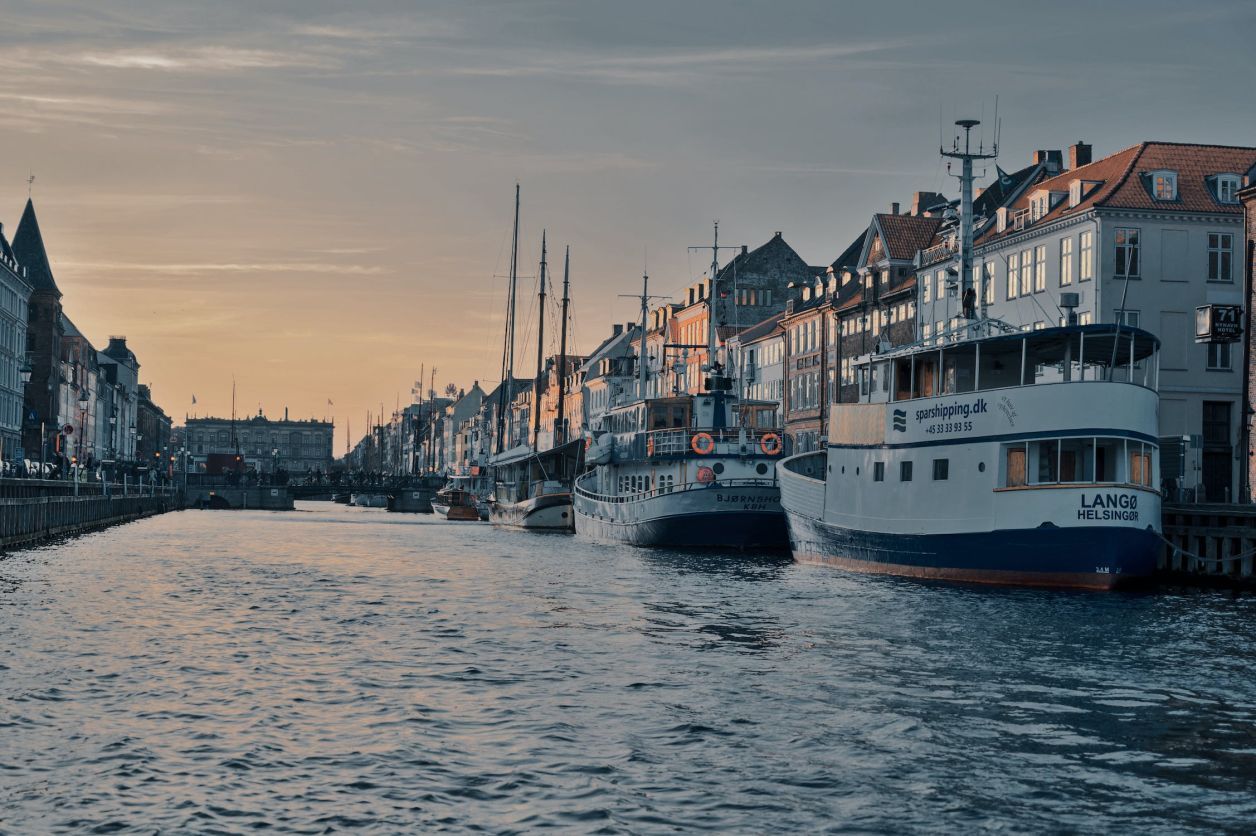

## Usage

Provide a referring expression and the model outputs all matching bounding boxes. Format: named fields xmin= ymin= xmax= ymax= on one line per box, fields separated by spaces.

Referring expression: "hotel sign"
xmin=1195 ymin=305 xmax=1243 ymax=344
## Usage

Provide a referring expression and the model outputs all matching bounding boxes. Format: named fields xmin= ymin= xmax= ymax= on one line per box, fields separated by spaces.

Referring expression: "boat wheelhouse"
xmin=573 ymin=392 xmax=789 ymax=547
xmin=778 ymin=322 xmax=1163 ymax=589
xmin=489 ymin=439 xmax=583 ymax=530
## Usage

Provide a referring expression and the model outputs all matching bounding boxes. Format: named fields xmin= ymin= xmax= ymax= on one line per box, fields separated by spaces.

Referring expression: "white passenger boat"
xmin=778 ymin=322 xmax=1162 ymax=589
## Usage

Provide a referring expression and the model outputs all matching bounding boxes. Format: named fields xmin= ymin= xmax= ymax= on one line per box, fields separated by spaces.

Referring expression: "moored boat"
xmin=778 ymin=322 xmax=1162 ymax=589
xmin=432 ymin=487 xmax=481 ymax=521
xmin=490 ymin=439 xmax=583 ymax=530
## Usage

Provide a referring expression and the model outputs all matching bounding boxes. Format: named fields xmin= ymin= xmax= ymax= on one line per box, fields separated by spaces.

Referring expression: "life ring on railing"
xmin=646 ymin=436 xmax=655 ymax=456
xmin=691 ymin=432 xmax=715 ymax=455
xmin=760 ymin=433 xmax=783 ymax=456
xmin=585 ymin=437 xmax=592 ymax=451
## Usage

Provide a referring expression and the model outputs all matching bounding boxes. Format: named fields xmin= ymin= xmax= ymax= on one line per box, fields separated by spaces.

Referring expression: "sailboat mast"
xmin=532 ymin=231 xmax=547 ymax=447
xmin=637 ymin=271 xmax=649 ymax=399
xmin=417 ymin=362 xmax=425 ymax=474
xmin=706 ymin=222 xmax=720 ymax=369
xmin=555 ymin=246 xmax=570 ymax=446
xmin=497 ymin=184 xmax=520 ymax=454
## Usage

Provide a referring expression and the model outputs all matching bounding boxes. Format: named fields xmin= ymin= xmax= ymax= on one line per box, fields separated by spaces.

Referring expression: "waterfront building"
xmin=727 ymin=311 xmax=785 ymax=427
xmin=576 ymin=324 xmax=637 ymax=438
xmin=57 ymin=316 xmax=100 ymax=464
xmin=136 ymin=385 xmax=172 ymax=467
xmin=185 ymin=411 xmax=334 ymax=476
xmin=1240 ymin=173 xmax=1256 ymax=502
xmin=13 ymin=198 xmax=64 ymax=463
xmin=0 ymin=221 xmax=31 ymax=462
xmin=645 ymin=232 xmax=813 ymax=398
xmin=947 ymin=141 xmax=1256 ymax=501
xmin=98 ymin=337 xmax=141 ymax=461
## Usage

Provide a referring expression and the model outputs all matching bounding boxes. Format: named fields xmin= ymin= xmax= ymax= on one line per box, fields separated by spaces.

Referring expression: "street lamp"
xmin=19 ymin=359 xmax=32 ymax=385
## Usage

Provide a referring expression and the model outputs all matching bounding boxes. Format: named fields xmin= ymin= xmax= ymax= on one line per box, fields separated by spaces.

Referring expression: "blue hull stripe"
xmin=831 ymin=426 xmax=1158 ymax=451
xmin=786 ymin=512 xmax=1160 ymax=589
xmin=577 ymin=510 xmax=788 ymax=549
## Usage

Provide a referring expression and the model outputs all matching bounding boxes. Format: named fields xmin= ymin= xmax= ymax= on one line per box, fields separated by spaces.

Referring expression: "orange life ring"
xmin=646 ymin=436 xmax=655 ymax=456
xmin=691 ymin=432 xmax=715 ymax=455
xmin=585 ymin=436 xmax=592 ymax=451
xmin=760 ymin=433 xmax=782 ymax=456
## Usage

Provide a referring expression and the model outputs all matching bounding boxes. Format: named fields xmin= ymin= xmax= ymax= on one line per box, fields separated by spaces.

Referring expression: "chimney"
xmin=612 ymin=323 xmax=623 ymax=336
xmin=284 ymin=406 xmax=289 ymax=421
xmin=890 ymin=202 xmax=900 ymax=215
xmin=741 ymin=245 xmax=748 ymax=256
xmin=1069 ymin=142 xmax=1092 ymax=169
xmin=774 ymin=231 xmax=782 ymax=238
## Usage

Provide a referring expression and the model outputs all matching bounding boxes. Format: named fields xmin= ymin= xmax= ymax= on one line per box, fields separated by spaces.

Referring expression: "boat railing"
xmin=780 ymin=451 xmax=826 ymax=481
xmin=635 ymin=427 xmax=789 ymax=458
xmin=574 ymin=471 xmax=775 ymax=505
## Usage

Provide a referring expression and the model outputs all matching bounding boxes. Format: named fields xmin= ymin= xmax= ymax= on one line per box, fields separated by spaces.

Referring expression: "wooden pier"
xmin=1160 ymin=503 xmax=1256 ymax=585
xmin=0 ymin=487 xmax=177 ymax=551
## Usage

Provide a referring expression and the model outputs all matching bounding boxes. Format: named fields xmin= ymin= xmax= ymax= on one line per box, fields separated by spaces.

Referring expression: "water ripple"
xmin=1 ymin=503 xmax=1254 ymax=832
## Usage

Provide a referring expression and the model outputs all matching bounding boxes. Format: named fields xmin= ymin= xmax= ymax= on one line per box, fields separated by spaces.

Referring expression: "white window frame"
xmin=1034 ymin=245 xmax=1046 ymax=292
xmin=1060 ymin=236 xmax=1074 ymax=286
xmin=1007 ymin=252 xmax=1019 ymax=299
xmin=1216 ymin=175 xmax=1241 ymax=204
xmin=1207 ymin=232 xmax=1233 ymax=283
xmin=1114 ymin=227 xmax=1140 ymax=279
xmin=1151 ymin=170 xmax=1178 ymax=201
xmin=1079 ymin=231 xmax=1094 ymax=282
xmin=1207 ymin=342 xmax=1232 ymax=371
xmin=1020 ymin=248 xmax=1033 ymax=296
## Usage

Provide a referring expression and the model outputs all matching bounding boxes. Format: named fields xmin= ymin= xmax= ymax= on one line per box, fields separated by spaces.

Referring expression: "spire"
xmin=12 ymin=198 xmax=61 ymax=295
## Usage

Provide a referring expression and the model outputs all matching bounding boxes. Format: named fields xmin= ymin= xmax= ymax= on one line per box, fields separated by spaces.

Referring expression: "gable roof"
xmin=869 ymin=213 xmax=943 ymax=262
xmin=982 ymin=142 xmax=1256 ymax=243
xmin=12 ymin=198 xmax=60 ymax=294
xmin=735 ymin=311 xmax=785 ymax=345
xmin=715 ymin=231 xmax=807 ymax=283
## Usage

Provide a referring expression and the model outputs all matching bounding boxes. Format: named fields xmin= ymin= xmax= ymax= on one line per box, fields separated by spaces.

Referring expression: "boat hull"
xmin=574 ymin=483 xmax=787 ymax=549
xmin=491 ymin=492 xmax=574 ymax=531
xmin=785 ymin=510 xmax=1160 ymax=590
xmin=432 ymin=502 xmax=479 ymax=521
xmin=387 ymin=488 xmax=434 ymax=514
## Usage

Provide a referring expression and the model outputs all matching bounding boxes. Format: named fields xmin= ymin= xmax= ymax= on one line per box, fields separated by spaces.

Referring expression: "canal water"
xmin=2 ymin=503 xmax=1255 ymax=833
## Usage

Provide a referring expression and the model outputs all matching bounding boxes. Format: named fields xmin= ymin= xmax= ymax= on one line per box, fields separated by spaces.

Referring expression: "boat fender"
xmin=760 ymin=433 xmax=783 ymax=456
xmin=697 ymin=466 xmax=715 ymax=484
xmin=691 ymin=432 xmax=715 ymax=455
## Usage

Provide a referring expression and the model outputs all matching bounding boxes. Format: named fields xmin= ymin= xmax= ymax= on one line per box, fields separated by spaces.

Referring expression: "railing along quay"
xmin=0 ymin=478 xmax=178 ymax=551
xmin=1160 ymin=503 xmax=1256 ymax=585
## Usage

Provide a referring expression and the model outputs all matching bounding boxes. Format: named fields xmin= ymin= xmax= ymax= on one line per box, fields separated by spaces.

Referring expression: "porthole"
xmin=841 ymin=466 xmax=845 ymax=474
xmin=978 ymin=462 xmax=986 ymax=473
xmin=855 ymin=467 xmax=860 ymax=476
xmin=756 ymin=463 xmax=768 ymax=475
xmin=713 ymin=462 xmax=725 ymax=475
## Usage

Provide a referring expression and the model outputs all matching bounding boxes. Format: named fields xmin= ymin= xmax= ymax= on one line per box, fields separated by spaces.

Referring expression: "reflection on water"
xmin=0 ymin=501 xmax=1254 ymax=833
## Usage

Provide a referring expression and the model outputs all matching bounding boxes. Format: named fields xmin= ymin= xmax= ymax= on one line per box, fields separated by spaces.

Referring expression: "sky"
xmin=1 ymin=0 xmax=1254 ymax=453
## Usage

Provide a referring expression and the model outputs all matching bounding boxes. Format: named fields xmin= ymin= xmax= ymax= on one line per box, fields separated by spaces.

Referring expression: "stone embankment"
xmin=0 ymin=480 xmax=177 ymax=551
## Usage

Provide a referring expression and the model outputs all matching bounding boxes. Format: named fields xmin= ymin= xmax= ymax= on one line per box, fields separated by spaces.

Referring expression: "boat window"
xmin=1006 ymin=446 xmax=1027 ymax=487
xmin=932 ymin=459 xmax=949 ymax=481
xmin=900 ymin=460 xmax=913 ymax=481
xmin=894 ymin=358 xmax=913 ymax=401
xmin=873 ymin=462 xmax=885 ymax=482
xmin=914 ymin=357 xmax=938 ymax=398
xmin=1036 ymin=440 xmax=1059 ymax=483
xmin=1130 ymin=444 xmax=1152 ymax=487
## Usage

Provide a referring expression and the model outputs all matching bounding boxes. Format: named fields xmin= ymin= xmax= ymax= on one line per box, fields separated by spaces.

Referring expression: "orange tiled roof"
xmin=982 ymin=142 xmax=1256 ymax=242
xmin=872 ymin=214 xmax=943 ymax=261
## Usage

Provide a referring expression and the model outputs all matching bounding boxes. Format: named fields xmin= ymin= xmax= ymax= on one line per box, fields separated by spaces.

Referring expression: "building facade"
xmin=960 ymin=141 xmax=1256 ymax=501
xmin=13 ymin=198 xmax=64 ymax=463
xmin=0 ymin=222 xmax=31 ymax=462
xmin=186 ymin=412 xmax=334 ymax=476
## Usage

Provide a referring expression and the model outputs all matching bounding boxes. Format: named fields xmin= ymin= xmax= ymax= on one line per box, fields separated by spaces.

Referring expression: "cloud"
xmin=75 ymin=46 xmax=334 ymax=72
xmin=438 ymin=38 xmax=917 ymax=85
xmin=56 ymin=261 xmax=388 ymax=276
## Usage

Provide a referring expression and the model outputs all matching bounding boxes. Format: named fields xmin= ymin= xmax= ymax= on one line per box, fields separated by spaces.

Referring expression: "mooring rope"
xmin=1159 ymin=533 xmax=1256 ymax=566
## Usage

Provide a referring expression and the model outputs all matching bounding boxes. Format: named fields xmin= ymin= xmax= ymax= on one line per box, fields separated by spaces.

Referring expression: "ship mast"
xmin=941 ymin=118 xmax=998 ymax=322
xmin=555 ymin=246 xmax=571 ymax=446
xmin=496 ymin=184 xmax=520 ymax=454
xmin=637 ymin=270 xmax=649 ymax=399
xmin=532 ymin=231 xmax=547 ymax=448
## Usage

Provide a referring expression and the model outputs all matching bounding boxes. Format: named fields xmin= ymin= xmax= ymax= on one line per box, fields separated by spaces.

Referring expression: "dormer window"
xmin=1215 ymin=174 xmax=1242 ymax=204
xmin=1069 ymin=180 xmax=1082 ymax=207
xmin=1150 ymin=170 xmax=1177 ymax=201
xmin=1029 ymin=191 xmax=1049 ymax=221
